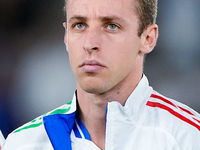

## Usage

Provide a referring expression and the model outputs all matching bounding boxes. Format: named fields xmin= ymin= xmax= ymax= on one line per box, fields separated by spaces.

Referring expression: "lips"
xmin=80 ymin=60 xmax=105 ymax=73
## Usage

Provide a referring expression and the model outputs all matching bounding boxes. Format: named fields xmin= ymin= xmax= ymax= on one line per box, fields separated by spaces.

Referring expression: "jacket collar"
xmin=123 ymin=74 xmax=153 ymax=122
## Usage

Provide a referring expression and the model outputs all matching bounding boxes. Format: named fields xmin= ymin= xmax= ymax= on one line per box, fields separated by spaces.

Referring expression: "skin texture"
xmin=64 ymin=0 xmax=158 ymax=149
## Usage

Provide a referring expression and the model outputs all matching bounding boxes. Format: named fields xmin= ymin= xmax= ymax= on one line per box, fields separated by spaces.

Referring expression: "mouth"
xmin=79 ymin=60 xmax=105 ymax=73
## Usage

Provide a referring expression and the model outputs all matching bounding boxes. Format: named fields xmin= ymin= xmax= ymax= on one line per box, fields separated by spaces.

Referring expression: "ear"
xmin=63 ymin=22 xmax=68 ymax=43
xmin=140 ymin=24 xmax=158 ymax=54
xmin=63 ymin=22 xmax=69 ymax=52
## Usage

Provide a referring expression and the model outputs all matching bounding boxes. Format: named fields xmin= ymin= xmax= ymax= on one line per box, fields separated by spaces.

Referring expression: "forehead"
xmin=66 ymin=0 xmax=137 ymax=20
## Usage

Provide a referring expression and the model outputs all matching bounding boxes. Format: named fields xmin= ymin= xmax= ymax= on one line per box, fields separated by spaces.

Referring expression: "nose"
xmin=83 ymin=28 xmax=101 ymax=53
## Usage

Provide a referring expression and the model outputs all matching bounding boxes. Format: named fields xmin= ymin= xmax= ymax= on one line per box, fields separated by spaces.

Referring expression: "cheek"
xmin=67 ymin=35 xmax=82 ymax=60
xmin=106 ymin=40 xmax=140 ymax=79
xmin=68 ymin=51 xmax=79 ymax=68
xmin=67 ymin=45 xmax=79 ymax=72
xmin=107 ymin=39 xmax=139 ymax=63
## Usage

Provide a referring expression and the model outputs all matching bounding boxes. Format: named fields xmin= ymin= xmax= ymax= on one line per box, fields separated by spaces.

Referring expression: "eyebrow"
xmin=68 ymin=15 xmax=87 ymax=23
xmin=100 ymin=15 xmax=126 ymax=23
xmin=68 ymin=15 xmax=126 ymax=23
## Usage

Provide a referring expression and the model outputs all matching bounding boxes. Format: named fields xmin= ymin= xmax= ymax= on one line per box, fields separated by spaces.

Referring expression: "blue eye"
xmin=75 ymin=23 xmax=86 ymax=29
xmin=107 ymin=23 xmax=118 ymax=30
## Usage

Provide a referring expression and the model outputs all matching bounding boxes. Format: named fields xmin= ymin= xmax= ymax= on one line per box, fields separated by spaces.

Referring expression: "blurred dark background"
xmin=0 ymin=0 xmax=200 ymax=138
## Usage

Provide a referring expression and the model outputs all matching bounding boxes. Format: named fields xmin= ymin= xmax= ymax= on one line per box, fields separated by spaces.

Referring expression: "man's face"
xmin=65 ymin=0 xmax=145 ymax=94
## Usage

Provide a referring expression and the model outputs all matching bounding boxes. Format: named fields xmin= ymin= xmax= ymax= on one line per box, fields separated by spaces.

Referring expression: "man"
xmin=2 ymin=0 xmax=200 ymax=149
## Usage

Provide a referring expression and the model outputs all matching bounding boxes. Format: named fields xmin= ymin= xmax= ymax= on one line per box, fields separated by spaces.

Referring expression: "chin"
xmin=82 ymin=87 xmax=104 ymax=94
xmin=77 ymin=75 xmax=113 ymax=94
xmin=80 ymin=83 xmax=108 ymax=94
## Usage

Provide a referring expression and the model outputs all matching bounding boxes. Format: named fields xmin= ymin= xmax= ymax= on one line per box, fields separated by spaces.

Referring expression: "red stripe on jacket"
xmin=147 ymin=94 xmax=200 ymax=131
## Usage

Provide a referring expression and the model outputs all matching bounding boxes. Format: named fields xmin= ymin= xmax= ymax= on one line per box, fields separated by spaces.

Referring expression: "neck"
xmin=76 ymin=73 xmax=142 ymax=149
xmin=76 ymin=89 xmax=107 ymax=150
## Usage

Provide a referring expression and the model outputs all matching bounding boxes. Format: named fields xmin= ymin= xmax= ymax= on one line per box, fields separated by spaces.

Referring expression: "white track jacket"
xmin=2 ymin=75 xmax=200 ymax=150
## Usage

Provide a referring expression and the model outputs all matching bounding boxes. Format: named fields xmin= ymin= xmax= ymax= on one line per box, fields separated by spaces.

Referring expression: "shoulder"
xmin=146 ymin=91 xmax=200 ymax=129
xmin=145 ymin=91 xmax=200 ymax=149
xmin=12 ymin=101 xmax=73 ymax=134
xmin=2 ymin=101 xmax=74 ymax=150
